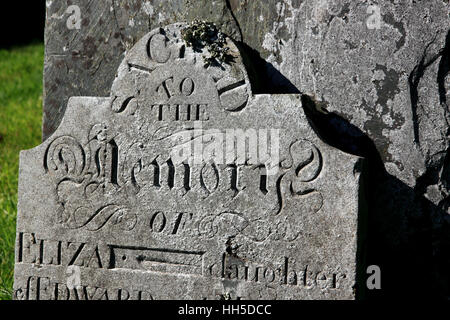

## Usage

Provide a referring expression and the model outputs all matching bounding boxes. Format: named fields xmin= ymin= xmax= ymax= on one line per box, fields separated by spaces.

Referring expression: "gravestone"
xmin=14 ymin=23 xmax=364 ymax=300
xmin=43 ymin=2 xmax=450 ymax=298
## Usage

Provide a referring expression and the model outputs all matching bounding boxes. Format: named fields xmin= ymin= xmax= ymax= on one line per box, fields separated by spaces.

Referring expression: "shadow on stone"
xmin=301 ymin=94 xmax=438 ymax=300
xmin=237 ymin=41 xmax=447 ymax=299
xmin=237 ymin=42 xmax=300 ymax=94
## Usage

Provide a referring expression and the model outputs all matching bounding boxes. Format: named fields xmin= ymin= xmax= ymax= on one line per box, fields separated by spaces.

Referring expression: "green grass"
xmin=0 ymin=43 xmax=43 ymax=300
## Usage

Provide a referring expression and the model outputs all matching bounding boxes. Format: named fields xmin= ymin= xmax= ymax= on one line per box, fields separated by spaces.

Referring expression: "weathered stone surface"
xmin=43 ymin=0 xmax=449 ymax=298
xmin=15 ymin=23 xmax=363 ymax=300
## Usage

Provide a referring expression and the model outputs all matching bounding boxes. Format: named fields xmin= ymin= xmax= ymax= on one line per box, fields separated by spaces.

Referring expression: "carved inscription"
xmin=14 ymin=277 xmax=153 ymax=300
xmin=16 ymin=233 xmax=348 ymax=297
xmin=17 ymin=233 xmax=110 ymax=269
xmin=15 ymin=23 xmax=361 ymax=300
xmin=151 ymin=104 xmax=209 ymax=121
xmin=44 ymin=123 xmax=323 ymax=229
xmin=218 ymin=255 xmax=347 ymax=290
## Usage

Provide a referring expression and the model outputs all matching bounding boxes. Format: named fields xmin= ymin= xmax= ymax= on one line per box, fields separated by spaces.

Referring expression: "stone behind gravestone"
xmin=14 ymin=23 xmax=364 ymax=300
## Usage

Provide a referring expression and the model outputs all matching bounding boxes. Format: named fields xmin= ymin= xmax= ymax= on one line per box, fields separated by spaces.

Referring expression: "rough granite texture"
xmin=43 ymin=0 xmax=449 ymax=298
xmin=14 ymin=23 xmax=363 ymax=300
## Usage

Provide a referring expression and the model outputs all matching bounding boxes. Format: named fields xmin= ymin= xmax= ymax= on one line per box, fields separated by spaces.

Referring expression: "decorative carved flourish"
xmin=55 ymin=176 xmax=137 ymax=231
xmin=273 ymin=139 xmax=324 ymax=216
xmin=71 ymin=205 xmax=136 ymax=231
xmin=291 ymin=140 xmax=322 ymax=184
xmin=198 ymin=212 xmax=250 ymax=239
xmin=198 ymin=212 xmax=273 ymax=242
xmin=44 ymin=136 xmax=86 ymax=177
xmin=198 ymin=214 xmax=217 ymax=239
xmin=197 ymin=199 xmax=322 ymax=243
xmin=111 ymin=96 xmax=137 ymax=114
xmin=45 ymin=128 xmax=136 ymax=232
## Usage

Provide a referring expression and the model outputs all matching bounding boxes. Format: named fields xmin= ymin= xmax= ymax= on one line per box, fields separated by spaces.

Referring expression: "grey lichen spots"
xmin=261 ymin=0 xmax=302 ymax=65
xmin=336 ymin=2 xmax=351 ymax=22
xmin=383 ymin=13 xmax=407 ymax=53
xmin=290 ymin=0 xmax=303 ymax=9
xmin=363 ymin=118 xmax=395 ymax=168
xmin=82 ymin=36 xmax=99 ymax=58
xmin=344 ymin=39 xmax=358 ymax=50
xmin=359 ymin=64 xmax=407 ymax=165
xmin=228 ymin=0 xmax=239 ymax=12
xmin=373 ymin=64 xmax=401 ymax=111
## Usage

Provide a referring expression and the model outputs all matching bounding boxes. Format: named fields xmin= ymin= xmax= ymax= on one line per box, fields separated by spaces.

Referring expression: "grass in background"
xmin=0 ymin=43 xmax=43 ymax=300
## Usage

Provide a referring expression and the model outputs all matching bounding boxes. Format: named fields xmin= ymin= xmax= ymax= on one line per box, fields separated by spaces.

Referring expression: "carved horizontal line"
xmin=127 ymin=63 xmax=155 ymax=74
xmin=111 ymin=245 xmax=204 ymax=256
xmin=217 ymin=80 xmax=246 ymax=95
xmin=110 ymin=246 xmax=204 ymax=275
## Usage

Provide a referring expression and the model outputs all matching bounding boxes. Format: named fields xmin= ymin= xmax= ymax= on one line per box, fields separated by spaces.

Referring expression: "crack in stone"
xmin=225 ymin=0 xmax=244 ymax=42
xmin=437 ymin=31 xmax=450 ymax=123
xmin=110 ymin=0 xmax=126 ymax=47
xmin=409 ymin=30 xmax=450 ymax=207
xmin=408 ymin=33 xmax=445 ymax=147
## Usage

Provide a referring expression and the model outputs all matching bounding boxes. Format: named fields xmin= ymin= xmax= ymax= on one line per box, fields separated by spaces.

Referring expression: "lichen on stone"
xmin=181 ymin=19 xmax=233 ymax=67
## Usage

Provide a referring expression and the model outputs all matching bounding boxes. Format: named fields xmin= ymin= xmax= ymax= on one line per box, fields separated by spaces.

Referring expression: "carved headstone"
xmin=14 ymin=23 xmax=363 ymax=300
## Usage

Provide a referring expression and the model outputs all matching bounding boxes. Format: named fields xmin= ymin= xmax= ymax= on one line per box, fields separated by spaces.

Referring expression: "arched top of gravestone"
xmin=110 ymin=22 xmax=252 ymax=114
